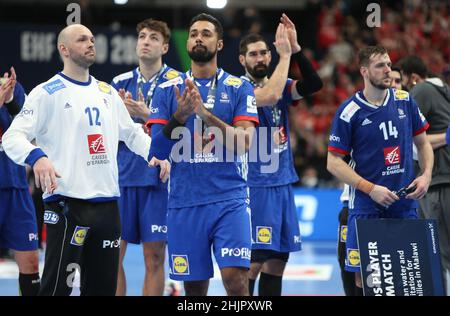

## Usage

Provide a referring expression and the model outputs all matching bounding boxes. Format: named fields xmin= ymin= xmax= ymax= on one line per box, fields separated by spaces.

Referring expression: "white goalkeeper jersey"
xmin=2 ymin=72 xmax=151 ymax=201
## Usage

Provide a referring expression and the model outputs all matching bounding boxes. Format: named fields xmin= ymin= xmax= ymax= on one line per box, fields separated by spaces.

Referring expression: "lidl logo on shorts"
xmin=340 ymin=225 xmax=348 ymax=243
xmin=70 ymin=226 xmax=89 ymax=246
xmin=43 ymin=210 xmax=59 ymax=225
xmin=347 ymin=249 xmax=360 ymax=267
xmin=172 ymin=255 xmax=189 ymax=275
xmin=256 ymin=226 xmax=272 ymax=244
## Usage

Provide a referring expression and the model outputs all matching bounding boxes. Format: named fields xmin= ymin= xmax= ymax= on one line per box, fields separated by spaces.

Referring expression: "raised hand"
xmin=123 ymin=90 xmax=149 ymax=120
xmin=273 ymin=23 xmax=292 ymax=58
xmin=0 ymin=67 xmax=17 ymax=106
xmin=280 ymin=13 xmax=301 ymax=53
xmin=173 ymin=79 xmax=200 ymax=123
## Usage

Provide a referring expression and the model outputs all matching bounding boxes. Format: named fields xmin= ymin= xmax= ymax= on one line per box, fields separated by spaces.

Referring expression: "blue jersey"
xmin=148 ymin=69 xmax=259 ymax=208
xmin=328 ymin=89 xmax=429 ymax=213
xmin=244 ymin=77 xmax=300 ymax=187
xmin=111 ymin=65 xmax=181 ymax=187
xmin=0 ymin=82 xmax=27 ymax=189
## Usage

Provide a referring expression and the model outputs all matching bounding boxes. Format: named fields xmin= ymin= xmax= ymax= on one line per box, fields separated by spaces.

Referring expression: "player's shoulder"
xmin=39 ymin=74 xmax=68 ymax=96
xmin=158 ymin=74 xmax=184 ymax=89
xmin=392 ymin=88 xmax=410 ymax=102
xmin=94 ymin=79 xmax=114 ymax=95
xmin=112 ymin=70 xmax=135 ymax=85
xmin=162 ymin=67 xmax=182 ymax=81
xmin=335 ymin=94 xmax=362 ymax=123
xmin=222 ymin=70 xmax=246 ymax=89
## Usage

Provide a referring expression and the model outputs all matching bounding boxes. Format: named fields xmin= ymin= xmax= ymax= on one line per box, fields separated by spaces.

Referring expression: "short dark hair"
xmin=189 ymin=13 xmax=223 ymax=39
xmin=397 ymin=55 xmax=427 ymax=78
xmin=239 ymin=33 xmax=268 ymax=56
xmin=136 ymin=19 xmax=171 ymax=44
xmin=358 ymin=45 xmax=388 ymax=67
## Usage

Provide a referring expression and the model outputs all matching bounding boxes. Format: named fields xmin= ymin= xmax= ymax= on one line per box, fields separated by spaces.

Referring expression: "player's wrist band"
xmin=356 ymin=178 xmax=375 ymax=194
xmin=163 ymin=116 xmax=185 ymax=139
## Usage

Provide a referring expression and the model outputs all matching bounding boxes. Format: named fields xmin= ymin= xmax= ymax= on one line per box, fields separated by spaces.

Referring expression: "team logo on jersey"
xmin=256 ymin=226 xmax=272 ymax=244
xmin=43 ymin=79 xmax=66 ymax=95
xmin=394 ymin=89 xmax=409 ymax=101
xmin=87 ymin=134 xmax=106 ymax=154
xmin=163 ymin=70 xmax=180 ymax=80
xmin=347 ymin=249 xmax=360 ymax=266
xmin=171 ymin=255 xmax=190 ymax=275
xmin=383 ymin=146 xmax=400 ymax=165
xmin=70 ymin=226 xmax=89 ymax=246
xmin=220 ymin=92 xmax=230 ymax=103
xmin=340 ymin=225 xmax=348 ymax=243
xmin=43 ymin=210 xmax=59 ymax=225
xmin=398 ymin=108 xmax=406 ymax=119
xmin=97 ymin=81 xmax=111 ymax=95
xmin=224 ymin=76 xmax=243 ymax=88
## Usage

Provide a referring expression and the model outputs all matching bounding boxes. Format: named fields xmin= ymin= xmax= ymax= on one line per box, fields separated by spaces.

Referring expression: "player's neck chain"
xmin=137 ymin=63 xmax=167 ymax=107
xmin=187 ymin=69 xmax=219 ymax=111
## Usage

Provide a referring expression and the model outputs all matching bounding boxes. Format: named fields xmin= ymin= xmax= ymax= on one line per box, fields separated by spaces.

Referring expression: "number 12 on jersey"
xmin=379 ymin=121 xmax=398 ymax=140
xmin=85 ymin=107 xmax=101 ymax=126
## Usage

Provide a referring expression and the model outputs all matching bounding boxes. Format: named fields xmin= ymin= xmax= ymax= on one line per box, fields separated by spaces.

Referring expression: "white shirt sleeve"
xmin=114 ymin=90 xmax=152 ymax=162
xmin=2 ymin=87 xmax=47 ymax=166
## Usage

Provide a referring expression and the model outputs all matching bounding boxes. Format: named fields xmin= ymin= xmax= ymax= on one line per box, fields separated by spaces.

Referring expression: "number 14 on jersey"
xmin=379 ymin=121 xmax=398 ymax=140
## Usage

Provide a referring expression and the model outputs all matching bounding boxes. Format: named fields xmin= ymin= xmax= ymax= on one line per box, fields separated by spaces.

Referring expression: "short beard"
xmin=188 ymin=45 xmax=216 ymax=63
xmin=369 ymin=76 xmax=390 ymax=90
xmin=71 ymin=52 xmax=95 ymax=69
xmin=247 ymin=63 xmax=268 ymax=79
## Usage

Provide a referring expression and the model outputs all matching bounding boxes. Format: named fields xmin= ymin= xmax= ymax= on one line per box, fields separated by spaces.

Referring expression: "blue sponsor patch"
xmin=43 ymin=210 xmax=59 ymax=224
xmin=43 ymin=79 xmax=66 ymax=95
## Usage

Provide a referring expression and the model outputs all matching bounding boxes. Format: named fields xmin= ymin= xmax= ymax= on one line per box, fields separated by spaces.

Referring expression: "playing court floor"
xmin=0 ymin=241 xmax=345 ymax=296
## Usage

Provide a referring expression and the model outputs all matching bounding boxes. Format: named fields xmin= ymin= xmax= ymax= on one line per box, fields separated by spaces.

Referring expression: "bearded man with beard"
xmin=238 ymin=13 xmax=323 ymax=296
xmin=2 ymin=24 xmax=170 ymax=296
xmin=147 ymin=13 xmax=260 ymax=296
xmin=327 ymin=46 xmax=434 ymax=294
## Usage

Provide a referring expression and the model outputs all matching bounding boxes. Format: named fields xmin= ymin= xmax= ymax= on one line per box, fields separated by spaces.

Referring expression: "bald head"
xmin=57 ymin=24 xmax=93 ymax=47
xmin=57 ymin=24 xmax=96 ymax=68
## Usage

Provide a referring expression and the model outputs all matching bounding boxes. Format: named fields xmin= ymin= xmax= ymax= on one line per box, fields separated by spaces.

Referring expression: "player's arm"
xmin=1 ymin=88 xmax=60 ymax=193
xmin=406 ymin=132 xmax=433 ymax=199
xmin=148 ymin=81 xmax=198 ymax=160
xmin=426 ymin=132 xmax=447 ymax=150
xmin=327 ymin=151 xmax=399 ymax=207
xmin=189 ymin=80 xmax=257 ymax=154
xmin=281 ymin=13 xmax=323 ymax=100
xmin=253 ymin=23 xmax=291 ymax=107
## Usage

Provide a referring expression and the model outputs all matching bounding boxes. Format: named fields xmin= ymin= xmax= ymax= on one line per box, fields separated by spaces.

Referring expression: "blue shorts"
xmin=167 ymin=199 xmax=251 ymax=281
xmin=345 ymin=208 xmax=418 ymax=272
xmin=249 ymin=185 xmax=302 ymax=253
xmin=118 ymin=186 xmax=168 ymax=244
xmin=0 ymin=188 xmax=38 ymax=251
